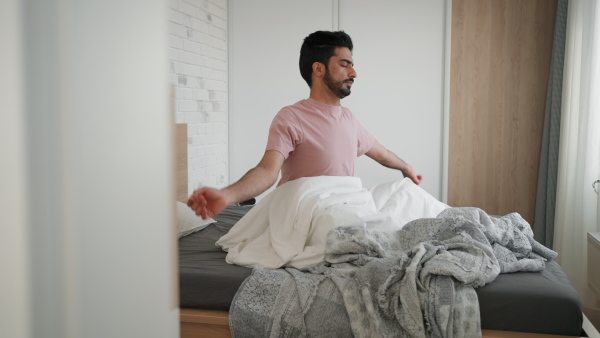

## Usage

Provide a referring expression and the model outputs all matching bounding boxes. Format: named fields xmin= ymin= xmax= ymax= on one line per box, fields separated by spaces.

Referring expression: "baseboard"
xmin=584 ymin=313 xmax=600 ymax=338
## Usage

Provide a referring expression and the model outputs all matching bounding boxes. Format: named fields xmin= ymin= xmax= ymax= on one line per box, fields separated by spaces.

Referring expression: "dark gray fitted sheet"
xmin=179 ymin=205 xmax=583 ymax=335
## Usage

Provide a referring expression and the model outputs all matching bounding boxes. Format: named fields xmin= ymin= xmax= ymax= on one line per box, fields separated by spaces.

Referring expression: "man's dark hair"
xmin=299 ymin=31 xmax=353 ymax=87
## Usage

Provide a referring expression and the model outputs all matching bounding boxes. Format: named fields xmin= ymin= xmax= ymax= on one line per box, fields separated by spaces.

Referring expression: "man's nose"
xmin=349 ymin=67 xmax=357 ymax=78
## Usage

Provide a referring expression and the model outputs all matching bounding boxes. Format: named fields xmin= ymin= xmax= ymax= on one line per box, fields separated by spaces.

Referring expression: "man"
xmin=188 ymin=30 xmax=422 ymax=219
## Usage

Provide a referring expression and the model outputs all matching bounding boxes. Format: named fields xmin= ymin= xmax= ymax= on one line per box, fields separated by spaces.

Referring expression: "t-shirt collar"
xmin=304 ymin=98 xmax=343 ymax=115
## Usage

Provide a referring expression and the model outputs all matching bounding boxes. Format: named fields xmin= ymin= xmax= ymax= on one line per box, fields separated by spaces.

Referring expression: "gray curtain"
xmin=533 ymin=0 xmax=569 ymax=248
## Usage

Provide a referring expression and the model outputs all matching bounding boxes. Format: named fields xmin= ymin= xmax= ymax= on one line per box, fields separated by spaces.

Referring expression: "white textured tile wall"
xmin=168 ymin=0 xmax=228 ymax=194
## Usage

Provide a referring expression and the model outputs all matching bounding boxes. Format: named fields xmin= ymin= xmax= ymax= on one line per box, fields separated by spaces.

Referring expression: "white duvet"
xmin=216 ymin=176 xmax=449 ymax=269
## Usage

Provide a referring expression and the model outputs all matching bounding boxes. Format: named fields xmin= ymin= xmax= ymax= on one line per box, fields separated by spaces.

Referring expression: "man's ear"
xmin=312 ymin=62 xmax=325 ymax=78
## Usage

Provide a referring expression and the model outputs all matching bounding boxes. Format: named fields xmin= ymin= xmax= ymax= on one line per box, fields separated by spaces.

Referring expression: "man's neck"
xmin=309 ymin=90 xmax=341 ymax=106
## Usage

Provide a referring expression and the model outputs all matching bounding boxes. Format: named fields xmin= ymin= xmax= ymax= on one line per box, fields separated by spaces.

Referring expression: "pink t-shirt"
xmin=266 ymin=98 xmax=376 ymax=186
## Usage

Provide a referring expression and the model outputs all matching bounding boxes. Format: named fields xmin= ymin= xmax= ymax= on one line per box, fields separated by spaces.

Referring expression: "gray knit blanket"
xmin=229 ymin=207 xmax=557 ymax=338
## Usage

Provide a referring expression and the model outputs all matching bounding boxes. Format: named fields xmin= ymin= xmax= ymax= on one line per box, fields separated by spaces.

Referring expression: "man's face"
xmin=323 ymin=47 xmax=356 ymax=99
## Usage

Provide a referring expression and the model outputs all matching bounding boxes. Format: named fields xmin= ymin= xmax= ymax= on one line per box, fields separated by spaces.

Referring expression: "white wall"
xmin=168 ymin=0 xmax=229 ymax=193
xmin=1 ymin=1 xmax=178 ymax=337
xmin=229 ymin=0 xmax=448 ymax=199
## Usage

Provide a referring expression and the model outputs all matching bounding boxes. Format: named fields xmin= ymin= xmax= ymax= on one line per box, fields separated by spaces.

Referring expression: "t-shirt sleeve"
xmin=355 ymin=117 xmax=376 ymax=156
xmin=266 ymin=109 xmax=303 ymax=159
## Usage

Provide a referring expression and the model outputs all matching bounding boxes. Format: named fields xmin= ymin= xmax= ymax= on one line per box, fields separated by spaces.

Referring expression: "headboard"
xmin=175 ymin=124 xmax=188 ymax=204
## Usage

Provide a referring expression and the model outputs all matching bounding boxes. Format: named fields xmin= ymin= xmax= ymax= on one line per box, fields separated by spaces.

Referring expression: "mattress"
xmin=476 ymin=259 xmax=583 ymax=336
xmin=179 ymin=205 xmax=583 ymax=335
xmin=179 ymin=205 xmax=253 ymax=311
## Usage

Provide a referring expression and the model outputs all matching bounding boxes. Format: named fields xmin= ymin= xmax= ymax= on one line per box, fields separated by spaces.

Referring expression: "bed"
xmin=174 ymin=124 xmax=590 ymax=338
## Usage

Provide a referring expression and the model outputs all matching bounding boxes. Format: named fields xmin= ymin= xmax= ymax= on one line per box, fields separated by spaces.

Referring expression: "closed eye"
xmin=340 ymin=59 xmax=354 ymax=67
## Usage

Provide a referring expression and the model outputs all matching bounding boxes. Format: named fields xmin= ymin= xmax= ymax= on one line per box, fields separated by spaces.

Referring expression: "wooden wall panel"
xmin=449 ymin=0 xmax=558 ymax=224
xmin=175 ymin=124 xmax=188 ymax=203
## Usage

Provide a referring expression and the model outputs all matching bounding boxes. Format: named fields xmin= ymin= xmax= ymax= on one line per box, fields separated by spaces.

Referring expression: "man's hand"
xmin=401 ymin=164 xmax=423 ymax=185
xmin=187 ymin=187 xmax=230 ymax=220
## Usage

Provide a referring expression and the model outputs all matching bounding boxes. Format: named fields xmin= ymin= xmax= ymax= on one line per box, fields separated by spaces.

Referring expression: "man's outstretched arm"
xmin=365 ymin=141 xmax=423 ymax=184
xmin=187 ymin=150 xmax=284 ymax=219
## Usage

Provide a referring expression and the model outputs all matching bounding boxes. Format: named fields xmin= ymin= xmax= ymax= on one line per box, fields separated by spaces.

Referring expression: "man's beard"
xmin=324 ymin=68 xmax=353 ymax=99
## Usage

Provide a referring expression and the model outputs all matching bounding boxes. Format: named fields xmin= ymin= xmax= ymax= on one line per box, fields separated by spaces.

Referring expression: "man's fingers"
xmin=194 ymin=203 xmax=206 ymax=217
xmin=198 ymin=207 xmax=210 ymax=219
xmin=409 ymin=174 xmax=423 ymax=185
xmin=187 ymin=195 xmax=195 ymax=207
xmin=188 ymin=191 xmax=208 ymax=216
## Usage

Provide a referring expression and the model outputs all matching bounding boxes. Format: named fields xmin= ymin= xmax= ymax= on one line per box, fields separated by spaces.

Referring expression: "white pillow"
xmin=177 ymin=201 xmax=216 ymax=238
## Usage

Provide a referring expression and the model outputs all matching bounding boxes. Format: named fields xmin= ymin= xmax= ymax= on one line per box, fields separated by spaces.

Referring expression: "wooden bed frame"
xmin=174 ymin=123 xmax=595 ymax=338
xmin=179 ymin=307 xmax=591 ymax=338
